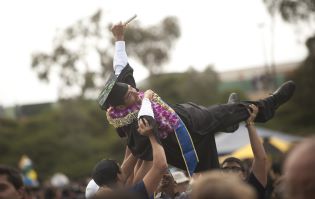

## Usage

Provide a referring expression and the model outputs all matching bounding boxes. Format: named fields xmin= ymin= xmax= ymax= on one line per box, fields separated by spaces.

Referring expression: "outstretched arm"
xmin=246 ymin=104 xmax=268 ymax=187
xmin=137 ymin=90 xmax=168 ymax=197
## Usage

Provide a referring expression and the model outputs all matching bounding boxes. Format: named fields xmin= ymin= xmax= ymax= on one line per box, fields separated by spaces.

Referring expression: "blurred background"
xmin=0 ymin=0 xmax=314 ymax=197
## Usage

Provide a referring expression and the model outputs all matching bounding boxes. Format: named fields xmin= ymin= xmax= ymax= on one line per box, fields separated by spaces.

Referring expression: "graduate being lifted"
xmin=98 ymin=19 xmax=295 ymax=176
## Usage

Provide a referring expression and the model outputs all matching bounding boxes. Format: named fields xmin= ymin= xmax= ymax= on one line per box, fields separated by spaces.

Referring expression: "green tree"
xmin=262 ymin=0 xmax=315 ymax=135
xmin=263 ymin=37 xmax=315 ymax=135
xmin=31 ymin=10 xmax=180 ymax=99
xmin=0 ymin=118 xmax=21 ymax=166
xmin=0 ymin=100 xmax=125 ymax=180
xmin=142 ymin=65 xmax=220 ymax=106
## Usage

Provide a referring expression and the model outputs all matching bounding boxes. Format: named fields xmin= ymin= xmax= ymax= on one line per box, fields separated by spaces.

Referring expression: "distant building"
xmin=218 ymin=62 xmax=300 ymax=99
xmin=1 ymin=102 xmax=54 ymax=119
xmin=15 ymin=102 xmax=54 ymax=119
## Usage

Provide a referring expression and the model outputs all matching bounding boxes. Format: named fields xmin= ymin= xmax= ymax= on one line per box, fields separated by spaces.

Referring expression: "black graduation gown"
xmin=114 ymin=64 xmax=276 ymax=172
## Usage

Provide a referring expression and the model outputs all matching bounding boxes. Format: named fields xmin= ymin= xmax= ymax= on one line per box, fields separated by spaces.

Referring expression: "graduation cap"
xmin=97 ymin=73 xmax=129 ymax=110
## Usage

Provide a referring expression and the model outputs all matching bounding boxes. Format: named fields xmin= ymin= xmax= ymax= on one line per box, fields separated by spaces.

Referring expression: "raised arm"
xmin=246 ymin=104 xmax=268 ymax=187
xmin=111 ymin=22 xmax=136 ymax=88
xmin=120 ymin=146 xmax=137 ymax=186
xmin=137 ymin=90 xmax=168 ymax=197
xmin=111 ymin=22 xmax=128 ymax=75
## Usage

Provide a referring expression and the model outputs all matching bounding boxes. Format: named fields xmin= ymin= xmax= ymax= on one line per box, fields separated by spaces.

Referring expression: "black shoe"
xmin=271 ymin=80 xmax=296 ymax=109
xmin=228 ymin=92 xmax=240 ymax=104
xmin=225 ymin=93 xmax=240 ymax=133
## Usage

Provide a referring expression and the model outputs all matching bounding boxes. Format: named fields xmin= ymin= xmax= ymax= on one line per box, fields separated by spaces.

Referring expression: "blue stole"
xmin=173 ymin=115 xmax=199 ymax=177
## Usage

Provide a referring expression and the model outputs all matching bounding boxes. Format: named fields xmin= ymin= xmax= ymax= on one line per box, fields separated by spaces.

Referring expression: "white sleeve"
xmin=113 ymin=41 xmax=128 ymax=75
xmin=85 ymin=179 xmax=99 ymax=199
xmin=138 ymin=98 xmax=154 ymax=118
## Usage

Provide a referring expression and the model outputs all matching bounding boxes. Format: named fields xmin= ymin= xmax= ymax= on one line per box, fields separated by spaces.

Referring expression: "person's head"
xmin=221 ymin=157 xmax=246 ymax=180
xmin=172 ymin=171 xmax=190 ymax=193
xmin=107 ymin=83 xmax=140 ymax=108
xmin=91 ymin=159 xmax=124 ymax=189
xmin=283 ymin=136 xmax=315 ymax=199
xmin=191 ymin=171 xmax=256 ymax=199
xmin=0 ymin=165 xmax=25 ymax=199
xmin=156 ymin=173 xmax=177 ymax=197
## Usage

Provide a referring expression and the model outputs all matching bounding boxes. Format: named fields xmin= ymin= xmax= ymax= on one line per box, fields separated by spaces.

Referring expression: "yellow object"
xmin=219 ymin=136 xmax=292 ymax=163
xmin=269 ymin=137 xmax=291 ymax=152
xmin=28 ymin=170 xmax=38 ymax=180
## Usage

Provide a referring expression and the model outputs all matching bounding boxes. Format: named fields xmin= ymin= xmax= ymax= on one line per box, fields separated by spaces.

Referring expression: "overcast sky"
xmin=0 ymin=0 xmax=309 ymax=107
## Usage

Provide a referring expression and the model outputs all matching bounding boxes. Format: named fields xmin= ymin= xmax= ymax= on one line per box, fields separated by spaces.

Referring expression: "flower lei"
xmin=106 ymin=92 xmax=180 ymax=139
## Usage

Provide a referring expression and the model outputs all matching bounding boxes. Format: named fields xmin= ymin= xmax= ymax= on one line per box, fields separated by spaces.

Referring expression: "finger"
xmin=138 ymin=119 xmax=144 ymax=128
xmin=252 ymin=105 xmax=258 ymax=113
xmin=141 ymin=117 xmax=147 ymax=126
xmin=140 ymin=120 xmax=145 ymax=128
xmin=139 ymin=123 xmax=145 ymax=131
xmin=246 ymin=108 xmax=251 ymax=114
xmin=138 ymin=120 xmax=142 ymax=126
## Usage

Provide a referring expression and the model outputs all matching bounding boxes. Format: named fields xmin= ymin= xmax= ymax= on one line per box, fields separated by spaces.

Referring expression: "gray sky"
xmin=0 ymin=0 xmax=308 ymax=107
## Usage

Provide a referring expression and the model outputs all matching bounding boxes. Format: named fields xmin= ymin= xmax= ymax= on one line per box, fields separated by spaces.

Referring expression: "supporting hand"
xmin=144 ymin=89 xmax=155 ymax=100
xmin=246 ymin=104 xmax=258 ymax=126
xmin=137 ymin=117 xmax=153 ymax=136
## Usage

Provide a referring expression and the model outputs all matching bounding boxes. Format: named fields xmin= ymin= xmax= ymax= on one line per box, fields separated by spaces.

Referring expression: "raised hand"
xmin=111 ymin=22 xmax=125 ymax=41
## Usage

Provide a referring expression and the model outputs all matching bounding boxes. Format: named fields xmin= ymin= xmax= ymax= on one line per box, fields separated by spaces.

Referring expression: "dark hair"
xmin=221 ymin=157 xmax=245 ymax=172
xmin=107 ymin=82 xmax=129 ymax=107
xmin=0 ymin=165 xmax=24 ymax=190
xmin=92 ymin=159 xmax=121 ymax=188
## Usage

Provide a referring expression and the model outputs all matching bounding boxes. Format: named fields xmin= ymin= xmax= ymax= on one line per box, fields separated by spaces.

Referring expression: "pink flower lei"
xmin=106 ymin=92 xmax=180 ymax=139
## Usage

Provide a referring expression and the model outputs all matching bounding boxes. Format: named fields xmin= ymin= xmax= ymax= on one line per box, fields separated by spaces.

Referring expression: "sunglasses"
xmin=222 ymin=166 xmax=244 ymax=172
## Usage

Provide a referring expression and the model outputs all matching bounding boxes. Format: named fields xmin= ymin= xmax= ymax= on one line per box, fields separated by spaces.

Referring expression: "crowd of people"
xmin=1 ymin=21 xmax=314 ymax=199
xmin=1 ymin=136 xmax=315 ymax=199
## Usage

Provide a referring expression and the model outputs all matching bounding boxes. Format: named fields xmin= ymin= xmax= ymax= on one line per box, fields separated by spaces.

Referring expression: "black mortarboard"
xmin=97 ymin=73 xmax=129 ymax=110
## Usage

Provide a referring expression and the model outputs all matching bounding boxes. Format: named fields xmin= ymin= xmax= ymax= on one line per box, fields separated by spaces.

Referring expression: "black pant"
xmin=174 ymin=95 xmax=276 ymax=136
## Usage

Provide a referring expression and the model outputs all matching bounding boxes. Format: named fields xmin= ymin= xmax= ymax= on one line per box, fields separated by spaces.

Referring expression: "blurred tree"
xmin=142 ymin=65 xmax=221 ymax=106
xmin=0 ymin=118 xmax=21 ymax=166
xmin=31 ymin=10 xmax=180 ymax=99
xmin=263 ymin=37 xmax=315 ymax=135
xmin=262 ymin=0 xmax=315 ymax=135
xmin=0 ymin=100 xmax=125 ymax=180
xmin=263 ymin=0 xmax=315 ymax=23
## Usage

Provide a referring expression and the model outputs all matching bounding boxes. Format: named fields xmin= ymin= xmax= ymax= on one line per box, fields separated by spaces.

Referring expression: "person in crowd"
xmin=0 ymin=164 xmax=25 ymax=199
xmin=221 ymin=104 xmax=267 ymax=199
xmin=190 ymin=171 xmax=256 ymax=199
xmin=98 ymin=21 xmax=296 ymax=177
xmin=270 ymin=176 xmax=285 ymax=199
xmin=282 ymin=136 xmax=315 ymax=199
xmin=155 ymin=171 xmax=189 ymax=199
xmin=87 ymin=90 xmax=168 ymax=199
